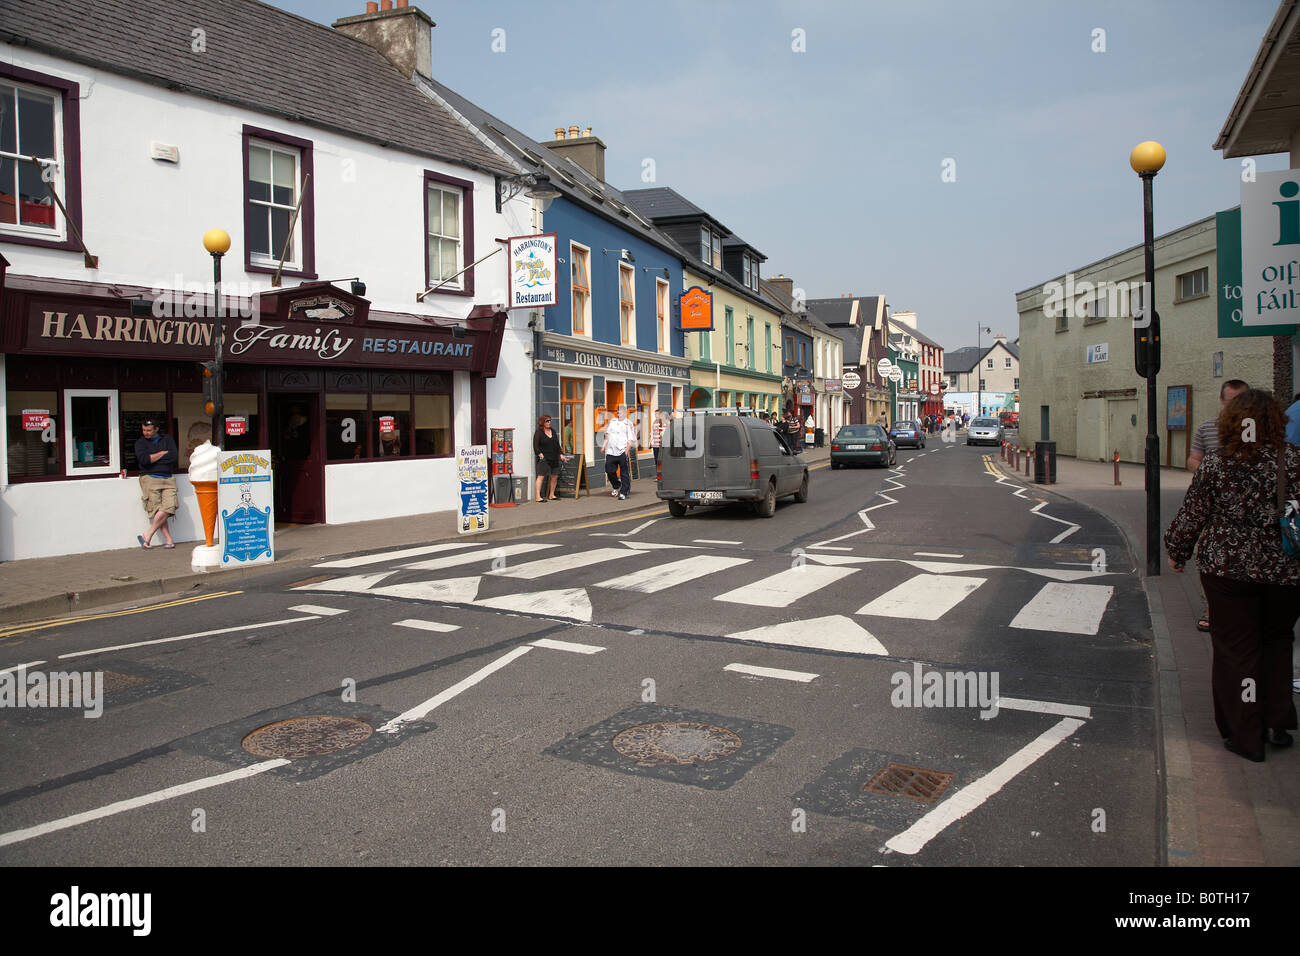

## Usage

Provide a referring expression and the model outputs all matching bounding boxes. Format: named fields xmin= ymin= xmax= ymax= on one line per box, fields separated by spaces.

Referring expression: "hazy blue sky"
xmin=274 ymin=0 xmax=1283 ymax=351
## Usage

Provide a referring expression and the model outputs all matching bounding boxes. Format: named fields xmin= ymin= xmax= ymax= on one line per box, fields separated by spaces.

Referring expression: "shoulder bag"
xmin=1277 ymin=445 xmax=1300 ymax=558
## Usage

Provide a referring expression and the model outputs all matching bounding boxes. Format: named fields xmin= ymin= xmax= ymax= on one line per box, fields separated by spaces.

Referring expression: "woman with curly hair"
xmin=1165 ymin=388 xmax=1300 ymax=762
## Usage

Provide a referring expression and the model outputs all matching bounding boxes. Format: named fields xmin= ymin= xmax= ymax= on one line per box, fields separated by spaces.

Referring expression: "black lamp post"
xmin=976 ymin=325 xmax=990 ymax=416
xmin=203 ymin=228 xmax=231 ymax=449
xmin=1130 ymin=141 xmax=1166 ymax=577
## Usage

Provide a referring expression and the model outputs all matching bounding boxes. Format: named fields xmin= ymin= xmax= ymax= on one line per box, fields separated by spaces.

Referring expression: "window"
xmin=0 ymin=64 xmax=83 ymax=249
xmin=1014 ymin=378 xmax=1020 ymax=389
xmin=63 ymin=389 xmax=119 ymax=476
xmin=986 ymin=358 xmax=994 ymax=369
xmin=326 ymin=393 xmax=368 ymax=460
xmin=725 ymin=307 xmax=735 ymax=365
xmin=561 ymin=378 xmax=585 ymax=455
xmin=619 ymin=262 xmax=635 ymax=346
xmin=700 ymin=225 xmax=722 ymax=268
xmin=656 ymin=278 xmax=669 ymax=352
xmin=325 ymin=390 xmax=451 ymax=461
xmin=765 ymin=324 xmax=772 ymax=373
xmin=698 ymin=330 xmax=711 ymax=361
xmin=746 ymin=316 xmax=754 ymax=370
xmin=424 ymin=170 xmax=474 ymax=296
xmin=571 ymin=242 xmax=591 ymax=335
xmin=743 ymin=256 xmax=751 ymax=289
xmin=1177 ymin=267 xmax=1209 ymax=301
xmin=747 ymin=255 xmax=760 ymax=292
xmin=1056 ymin=311 xmax=1068 ymax=332
xmin=5 ymin=388 xmax=59 ymax=478
xmin=413 ymin=395 xmax=452 ymax=456
xmin=637 ymin=385 xmax=655 ymax=446
xmin=120 ymin=392 xmax=167 ymax=470
xmin=243 ymin=125 xmax=315 ymax=278
xmin=1005 ymin=357 xmax=1012 ymax=369
xmin=979 ymin=378 xmax=986 ymax=391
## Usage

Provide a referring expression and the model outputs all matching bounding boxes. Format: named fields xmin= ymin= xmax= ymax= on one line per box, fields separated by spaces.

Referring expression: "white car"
xmin=966 ymin=417 xmax=1003 ymax=446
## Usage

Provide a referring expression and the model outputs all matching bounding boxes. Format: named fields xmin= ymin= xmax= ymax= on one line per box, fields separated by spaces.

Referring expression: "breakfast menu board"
xmin=218 ymin=449 xmax=274 ymax=566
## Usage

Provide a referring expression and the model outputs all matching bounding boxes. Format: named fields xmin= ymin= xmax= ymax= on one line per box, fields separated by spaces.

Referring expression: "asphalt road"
xmin=0 ymin=436 xmax=1158 ymax=866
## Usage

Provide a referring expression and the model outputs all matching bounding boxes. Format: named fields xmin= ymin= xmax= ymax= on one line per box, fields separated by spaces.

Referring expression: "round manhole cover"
xmin=612 ymin=721 xmax=742 ymax=766
xmin=242 ymin=715 xmax=373 ymax=759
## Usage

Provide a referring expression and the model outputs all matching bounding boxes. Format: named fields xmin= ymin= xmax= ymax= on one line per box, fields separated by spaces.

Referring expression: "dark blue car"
xmin=888 ymin=420 xmax=926 ymax=449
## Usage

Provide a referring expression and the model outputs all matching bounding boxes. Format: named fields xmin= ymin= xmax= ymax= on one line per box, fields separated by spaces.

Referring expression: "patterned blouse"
xmin=1164 ymin=443 xmax=1300 ymax=585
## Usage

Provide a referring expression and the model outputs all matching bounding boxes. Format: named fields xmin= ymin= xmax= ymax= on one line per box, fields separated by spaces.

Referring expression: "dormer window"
xmin=742 ymin=254 xmax=759 ymax=292
xmin=699 ymin=225 xmax=722 ymax=269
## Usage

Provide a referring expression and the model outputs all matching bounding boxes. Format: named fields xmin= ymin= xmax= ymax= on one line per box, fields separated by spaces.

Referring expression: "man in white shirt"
xmin=602 ymin=406 xmax=635 ymax=499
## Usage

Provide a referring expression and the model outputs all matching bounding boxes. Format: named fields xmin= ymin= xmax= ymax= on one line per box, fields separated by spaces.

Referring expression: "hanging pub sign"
xmin=508 ymin=233 xmax=558 ymax=309
xmin=679 ymin=287 xmax=714 ymax=331
xmin=841 ymin=371 xmax=862 ymax=390
xmin=225 ymin=417 xmax=247 ymax=436
xmin=22 ymin=409 xmax=51 ymax=431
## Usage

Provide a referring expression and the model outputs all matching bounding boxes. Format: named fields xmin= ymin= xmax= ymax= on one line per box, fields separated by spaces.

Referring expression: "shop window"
xmin=120 ymin=392 xmax=167 ymax=471
xmin=636 ymin=385 xmax=654 ymax=447
xmin=4 ymin=388 xmax=59 ymax=479
xmin=174 ymin=394 xmax=213 ymax=469
xmin=326 ymin=393 xmax=368 ymax=461
xmin=63 ymin=389 xmax=118 ymax=476
xmin=0 ymin=64 xmax=82 ymax=249
xmin=414 ymin=394 xmax=452 ymax=456
xmin=561 ymin=378 xmax=585 ymax=455
xmin=222 ymin=393 xmax=261 ymax=455
xmin=373 ymin=394 xmax=412 ymax=457
xmin=243 ymin=125 xmax=315 ymax=279
xmin=425 ymin=169 xmax=474 ymax=296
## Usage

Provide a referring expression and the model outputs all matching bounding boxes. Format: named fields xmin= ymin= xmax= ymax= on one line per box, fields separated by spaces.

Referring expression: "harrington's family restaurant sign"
xmin=508 ymin=233 xmax=558 ymax=309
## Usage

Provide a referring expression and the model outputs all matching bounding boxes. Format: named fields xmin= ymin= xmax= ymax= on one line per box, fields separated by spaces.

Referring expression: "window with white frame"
xmin=656 ymin=278 xmax=669 ymax=353
xmin=619 ymin=262 xmax=636 ymax=346
xmin=247 ymin=141 xmax=301 ymax=268
xmin=63 ymin=389 xmax=120 ymax=477
xmin=986 ymin=357 xmax=994 ymax=369
xmin=571 ymin=242 xmax=591 ymax=335
xmin=0 ymin=77 xmax=62 ymax=238
xmin=1004 ymin=356 xmax=1012 ymax=368
xmin=1014 ymin=377 xmax=1020 ymax=389
xmin=1176 ymin=267 xmax=1209 ymax=301
xmin=699 ymin=225 xmax=722 ymax=269
xmin=426 ymin=181 xmax=463 ymax=290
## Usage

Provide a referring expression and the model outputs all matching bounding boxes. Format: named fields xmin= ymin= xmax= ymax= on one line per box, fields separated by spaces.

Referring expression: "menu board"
xmin=554 ymin=455 xmax=588 ymax=498
xmin=218 ymin=449 xmax=274 ymax=566
xmin=457 ymin=445 xmax=489 ymax=533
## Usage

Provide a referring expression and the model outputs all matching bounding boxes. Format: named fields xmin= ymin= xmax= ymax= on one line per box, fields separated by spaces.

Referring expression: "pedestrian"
xmin=601 ymin=405 xmax=635 ymax=500
xmin=1164 ymin=388 xmax=1300 ymax=762
xmin=1186 ymin=379 xmax=1249 ymax=631
xmin=533 ymin=414 xmax=566 ymax=502
xmin=651 ymin=409 xmax=666 ymax=465
xmin=134 ymin=420 xmax=178 ymax=549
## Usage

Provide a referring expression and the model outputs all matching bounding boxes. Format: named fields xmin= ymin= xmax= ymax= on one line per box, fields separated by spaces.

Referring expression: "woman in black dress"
xmin=533 ymin=414 xmax=564 ymax=502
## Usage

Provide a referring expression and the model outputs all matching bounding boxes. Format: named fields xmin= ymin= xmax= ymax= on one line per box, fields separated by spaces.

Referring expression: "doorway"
xmin=268 ymin=393 xmax=322 ymax=524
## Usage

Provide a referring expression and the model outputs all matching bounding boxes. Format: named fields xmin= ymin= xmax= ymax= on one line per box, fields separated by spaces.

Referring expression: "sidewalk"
xmin=0 ymin=445 xmax=832 ymax=626
xmin=993 ymin=448 xmax=1300 ymax=867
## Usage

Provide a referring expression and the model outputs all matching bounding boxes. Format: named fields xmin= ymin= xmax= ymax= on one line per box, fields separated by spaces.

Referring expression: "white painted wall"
xmin=324 ymin=457 xmax=458 ymax=525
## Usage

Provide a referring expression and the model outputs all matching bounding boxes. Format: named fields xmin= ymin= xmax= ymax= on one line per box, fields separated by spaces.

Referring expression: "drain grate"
xmin=612 ymin=721 xmax=742 ymax=767
xmin=242 ymin=715 xmax=373 ymax=759
xmin=101 ymin=671 xmax=151 ymax=693
xmin=863 ymin=762 xmax=955 ymax=804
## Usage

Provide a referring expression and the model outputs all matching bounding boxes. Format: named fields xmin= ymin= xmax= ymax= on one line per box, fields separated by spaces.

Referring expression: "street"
xmin=0 ymin=439 xmax=1158 ymax=866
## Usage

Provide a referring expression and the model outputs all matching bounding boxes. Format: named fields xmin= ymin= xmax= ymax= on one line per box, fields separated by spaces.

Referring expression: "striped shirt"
xmin=1190 ymin=419 xmax=1218 ymax=459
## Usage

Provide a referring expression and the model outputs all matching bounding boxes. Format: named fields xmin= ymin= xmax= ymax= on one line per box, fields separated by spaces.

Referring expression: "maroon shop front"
xmin=1 ymin=277 xmax=505 ymax=524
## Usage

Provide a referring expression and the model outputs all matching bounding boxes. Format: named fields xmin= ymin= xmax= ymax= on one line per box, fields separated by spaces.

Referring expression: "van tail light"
xmin=831 ymin=444 xmax=841 ymax=451
xmin=750 ymin=459 xmax=760 ymax=480
xmin=656 ymin=461 xmax=662 ymax=481
xmin=871 ymin=444 xmax=882 ymax=450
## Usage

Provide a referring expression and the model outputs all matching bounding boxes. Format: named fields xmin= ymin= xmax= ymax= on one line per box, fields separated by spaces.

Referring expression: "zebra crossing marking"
xmin=400 ymin=542 xmax=556 ymax=571
xmin=286 ymin=605 xmax=349 ymax=616
xmin=596 ymin=555 xmax=752 ymax=593
xmin=530 ymin=638 xmax=605 ymax=654
xmin=725 ymin=615 xmax=888 ymax=656
xmin=474 ymin=588 xmax=593 ymax=622
xmin=715 ymin=565 xmax=858 ymax=608
xmin=858 ymin=574 xmax=986 ymax=620
xmin=488 ymin=547 xmax=637 ymax=580
xmin=371 ymin=576 xmax=482 ymax=604
xmin=394 ymin=619 xmax=461 ymax=633
xmin=724 ymin=663 xmax=819 ymax=683
xmin=1008 ymin=582 xmax=1114 ymax=635
xmin=315 ymin=541 xmax=478 ymax=569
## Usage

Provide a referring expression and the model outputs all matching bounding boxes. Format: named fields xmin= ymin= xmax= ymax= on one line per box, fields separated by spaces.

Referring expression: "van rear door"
xmin=706 ymin=418 xmax=747 ymax=491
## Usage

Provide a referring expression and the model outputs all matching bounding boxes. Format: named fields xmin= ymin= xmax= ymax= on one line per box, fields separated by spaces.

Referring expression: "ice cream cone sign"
xmin=189 ymin=441 xmax=221 ymax=548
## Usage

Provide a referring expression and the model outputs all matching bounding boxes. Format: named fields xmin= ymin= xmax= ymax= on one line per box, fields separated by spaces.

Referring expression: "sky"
xmin=273 ymin=0 xmax=1285 ymax=352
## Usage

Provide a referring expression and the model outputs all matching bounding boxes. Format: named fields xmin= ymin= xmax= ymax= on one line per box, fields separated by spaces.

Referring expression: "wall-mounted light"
xmin=319 ymin=276 xmax=367 ymax=297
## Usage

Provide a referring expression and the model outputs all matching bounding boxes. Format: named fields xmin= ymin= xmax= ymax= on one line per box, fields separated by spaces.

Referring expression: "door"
xmin=269 ymin=393 xmax=322 ymax=524
xmin=1107 ymin=398 xmax=1141 ymax=464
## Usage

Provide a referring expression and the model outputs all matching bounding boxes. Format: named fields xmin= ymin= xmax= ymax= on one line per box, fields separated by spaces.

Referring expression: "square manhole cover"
xmin=863 ymin=762 xmax=955 ymax=804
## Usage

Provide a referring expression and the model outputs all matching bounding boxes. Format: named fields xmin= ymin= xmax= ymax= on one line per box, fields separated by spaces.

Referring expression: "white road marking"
xmin=488 ymin=547 xmax=636 ymax=580
xmin=996 ymin=697 xmax=1092 ymax=719
xmin=715 ymin=565 xmax=857 ymax=608
xmin=914 ymin=552 xmax=964 ymax=558
xmin=394 ymin=619 xmax=461 ymax=633
xmin=315 ymin=542 xmax=477 ymax=569
xmin=530 ymin=638 xmax=605 ymax=654
xmin=399 ymin=542 xmax=557 ymax=572
xmin=58 ymin=617 xmax=320 ymax=659
xmin=370 ymin=576 xmax=481 ymax=604
xmin=296 ymin=571 xmax=397 ymax=593
xmin=884 ymin=717 xmax=1086 ymax=856
xmin=0 ymin=759 xmax=291 ymax=849
xmin=1030 ymin=501 xmax=1081 ymax=543
xmin=726 ymin=615 xmax=888 ymax=656
xmin=802 ymin=553 xmax=871 ymax=566
xmin=843 ymin=555 xmax=1111 ymax=581
xmin=724 ymin=663 xmax=819 ymax=683
xmin=473 ymin=588 xmax=593 ymax=622
xmin=619 ymin=541 xmax=700 ymax=550
xmin=592 ymin=518 xmax=663 ymax=538
xmin=1 ymin=660 xmax=45 ymax=675
xmin=596 ymin=555 xmax=751 ymax=593
xmin=808 ymin=469 xmax=907 ymax=548
xmin=378 ymin=645 xmax=534 ymax=734
xmin=287 ymin=605 xmax=348 ymax=616
xmin=1009 ymin=582 xmax=1114 ymax=635
xmin=693 ymin=539 xmax=742 ymax=545
xmin=858 ymin=574 xmax=985 ymax=620
xmin=808 ymin=545 xmax=853 ymax=551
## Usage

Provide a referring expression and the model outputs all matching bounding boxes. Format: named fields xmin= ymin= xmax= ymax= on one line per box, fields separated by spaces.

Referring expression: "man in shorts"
xmin=135 ymin=420 xmax=179 ymax=549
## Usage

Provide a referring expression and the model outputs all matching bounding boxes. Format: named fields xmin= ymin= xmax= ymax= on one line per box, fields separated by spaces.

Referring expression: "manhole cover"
xmin=242 ymin=715 xmax=373 ymax=759
xmin=863 ymin=762 xmax=955 ymax=803
xmin=612 ymin=721 xmax=742 ymax=766
xmin=101 ymin=671 xmax=151 ymax=693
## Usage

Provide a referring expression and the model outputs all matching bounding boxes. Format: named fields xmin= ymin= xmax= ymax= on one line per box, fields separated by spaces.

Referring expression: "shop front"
xmin=0 ymin=278 xmax=505 ymax=560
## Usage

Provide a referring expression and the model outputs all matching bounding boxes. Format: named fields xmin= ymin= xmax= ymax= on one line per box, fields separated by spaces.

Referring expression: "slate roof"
xmin=760 ymin=279 xmax=844 ymax=343
xmin=906 ymin=325 xmax=944 ymax=349
xmin=804 ymin=297 xmax=855 ymax=326
xmin=944 ymin=346 xmax=984 ymax=373
xmin=0 ymin=0 xmax=516 ymax=177
xmin=621 ymin=187 xmax=729 ymax=232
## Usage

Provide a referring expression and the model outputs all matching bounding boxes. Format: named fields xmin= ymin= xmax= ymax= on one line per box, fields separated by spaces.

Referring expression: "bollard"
xmin=1026 ymin=445 xmax=1032 ymax=477
xmin=1113 ymin=449 xmax=1121 ymax=486
xmin=1046 ymin=446 xmax=1054 ymax=484
xmin=1001 ymin=441 xmax=1007 ymax=462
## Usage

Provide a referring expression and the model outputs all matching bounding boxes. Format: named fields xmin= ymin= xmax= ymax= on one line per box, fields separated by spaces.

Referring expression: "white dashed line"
xmin=530 ymin=638 xmax=605 ymax=654
xmin=724 ymin=663 xmax=819 ymax=683
xmin=287 ymin=605 xmax=349 ymax=616
xmin=0 ymin=660 xmax=45 ymax=675
xmin=693 ymin=539 xmax=742 ymax=546
xmin=996 ymin=697 xmax=1092 ymax=719
xmin=913 ymin=552 xmax=964 ymax=558
xmin=378 ymin=645 xmax=534 ymax=734
xmin=394 ymin=619 xmax=460 ymax=633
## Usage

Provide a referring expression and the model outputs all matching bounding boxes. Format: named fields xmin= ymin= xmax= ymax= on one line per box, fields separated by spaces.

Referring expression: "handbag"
xmin=1277 ymin=445 xmax=1300 ymax=558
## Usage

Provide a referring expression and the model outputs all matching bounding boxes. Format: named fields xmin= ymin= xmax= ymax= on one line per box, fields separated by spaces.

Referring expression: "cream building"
xmin=1015 ymin=212 xmax=1272 ymax=464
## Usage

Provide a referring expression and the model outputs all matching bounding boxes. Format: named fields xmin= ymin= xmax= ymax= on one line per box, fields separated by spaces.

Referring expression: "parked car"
xmin=830 ymin=425 xmax=896 ymax=469
xmin=999 ymin=411 xmax=1020 ymax=428
xmin=657 ymin=413 xmax=809 ymax=518
xmin=966 ymin=417 xmax=1004 ymax=446
xmin=888 ymin=420 xmax=925 ymax=449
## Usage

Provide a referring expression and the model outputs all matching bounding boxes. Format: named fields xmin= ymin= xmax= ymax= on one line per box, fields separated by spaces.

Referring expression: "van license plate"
xmin=688 ymin=491 xmax=724 ymax=501
xmin=847 ymin=444 xmax=866 ymax=450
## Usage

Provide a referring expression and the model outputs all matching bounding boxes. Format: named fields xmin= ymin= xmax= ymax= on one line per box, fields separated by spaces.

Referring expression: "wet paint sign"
xmin=458 ymin=445 xmax=489 ymax=534
xmin=22 ymin=409 xmax=51 ymax=431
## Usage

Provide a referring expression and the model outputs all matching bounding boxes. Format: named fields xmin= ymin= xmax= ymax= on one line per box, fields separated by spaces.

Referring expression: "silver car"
xmin=966 ymin=417 xmax=1003 ymax=446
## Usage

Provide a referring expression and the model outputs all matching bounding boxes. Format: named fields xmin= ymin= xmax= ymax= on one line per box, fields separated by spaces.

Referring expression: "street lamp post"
xmin=1130 ymin=141 xmax=1166 ymax=577
xmin=203 ymin=228 xmax=231 ymax=448
xmin=976 ymin=325 xmax=991 ymax=417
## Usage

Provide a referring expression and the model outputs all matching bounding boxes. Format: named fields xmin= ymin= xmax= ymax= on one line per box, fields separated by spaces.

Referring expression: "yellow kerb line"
xmin=539 ymin=508 xmax=670 ymax=533
xmin=0 ymin=590 xmax=243 ymax=639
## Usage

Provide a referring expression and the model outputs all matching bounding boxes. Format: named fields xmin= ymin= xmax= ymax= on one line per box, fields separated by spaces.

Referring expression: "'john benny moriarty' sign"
xmin=24 ymin=307 xmax=477 ymax=369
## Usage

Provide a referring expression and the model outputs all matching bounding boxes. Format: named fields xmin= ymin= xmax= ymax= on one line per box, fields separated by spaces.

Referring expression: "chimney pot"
xmin=380 ymin=0 xmax=392 ymax=8
xmin=396 ymin=0 xmax=408 ymax=5
xmin=365 ymin=1 xmax=377 ymax=10
xmin=554 ymin=127 xmax=565 ymax=140
xmin=584 ymin=127 xmax=592 ymax=137
xmin=568 ymin=125 xmax=580 ymax=138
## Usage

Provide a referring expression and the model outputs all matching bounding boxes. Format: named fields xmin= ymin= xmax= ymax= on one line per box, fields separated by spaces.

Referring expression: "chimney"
xmin=766 ymin=276 xmax=794 ymax=303
xmin=541 ymin=124 xmax=607 ymax=182
xmin=333 ymin=2 xmax=434 ymax=82
xmin=994 ymin=332 xmax=1006 ymax=341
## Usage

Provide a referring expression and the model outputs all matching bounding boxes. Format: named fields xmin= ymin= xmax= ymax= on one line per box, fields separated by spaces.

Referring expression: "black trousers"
xmin=1200 ymin=573 xmax=1300 ymax=752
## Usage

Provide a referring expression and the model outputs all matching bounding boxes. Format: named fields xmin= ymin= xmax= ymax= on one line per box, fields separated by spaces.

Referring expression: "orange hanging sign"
xmin=679 ymin=287 xmax=714 ymax=331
